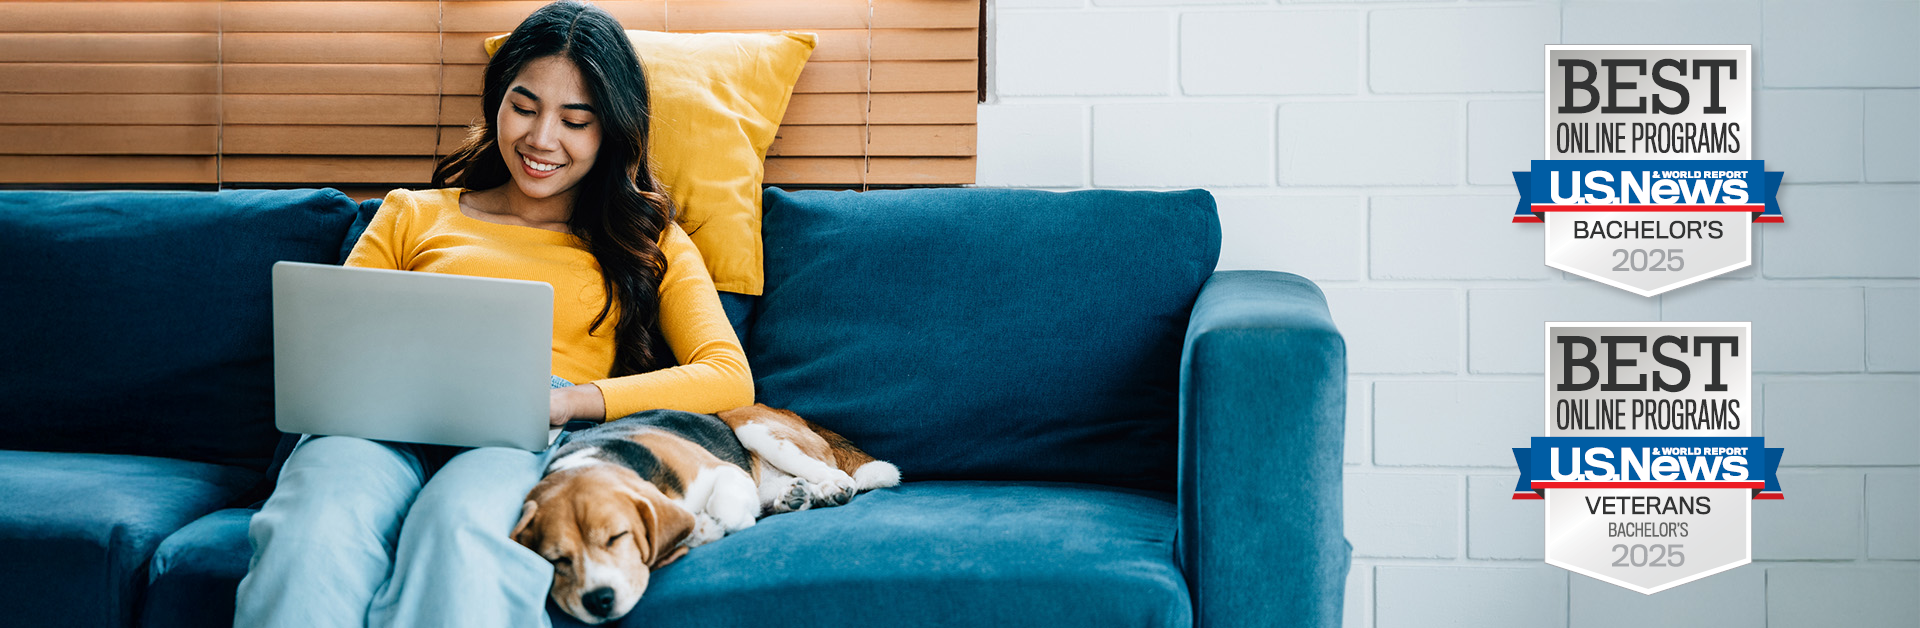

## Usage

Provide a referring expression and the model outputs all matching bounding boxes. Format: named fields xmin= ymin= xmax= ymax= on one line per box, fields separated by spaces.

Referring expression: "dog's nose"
xmin=583 ymin=587 xmax=617 ymax=617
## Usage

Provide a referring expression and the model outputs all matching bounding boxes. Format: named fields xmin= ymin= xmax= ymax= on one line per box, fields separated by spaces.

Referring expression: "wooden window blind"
xmin=0 ymin=1 xmax=221 ymax=184
xmin=0 ymin=0 xmax=977 ymax=190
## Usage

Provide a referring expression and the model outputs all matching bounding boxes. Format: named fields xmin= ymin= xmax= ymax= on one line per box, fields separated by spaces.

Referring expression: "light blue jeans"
xmin=234 ymin=376 xmax=576 ymax=628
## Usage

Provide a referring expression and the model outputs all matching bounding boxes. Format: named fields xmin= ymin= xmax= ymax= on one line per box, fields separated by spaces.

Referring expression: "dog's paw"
xmin=811 ymin=474 xmax=857 ymax=507
xmin=771 ymin=478 xmax=813 ymax=514
xmin=711 ymin=493 xmax=758 ymax=532
xmin=687 ymin=513 xmax=725 ymax=547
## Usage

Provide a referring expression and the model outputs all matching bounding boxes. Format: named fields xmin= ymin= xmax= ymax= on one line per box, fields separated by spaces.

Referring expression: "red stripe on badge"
xmin=1530 ymin=481 xmax=1766 ymax=489
xmin=1529 ymin=204 xmax=1766 ymax=212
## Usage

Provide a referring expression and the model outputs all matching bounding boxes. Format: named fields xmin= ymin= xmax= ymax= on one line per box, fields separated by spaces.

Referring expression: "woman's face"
xmin=496 ymin=55 xmax=602 ymax=201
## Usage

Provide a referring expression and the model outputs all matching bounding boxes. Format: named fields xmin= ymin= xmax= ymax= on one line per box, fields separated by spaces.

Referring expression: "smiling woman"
xmin=231 ymin=2 xmax=754 ymax=627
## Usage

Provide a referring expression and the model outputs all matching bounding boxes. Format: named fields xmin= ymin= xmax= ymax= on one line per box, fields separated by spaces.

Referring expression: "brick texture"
xmin=1376 ymin=566 xmax=1567 ymax=628
xmin=1181 ymin=11 xmax=1360 ymax=95
xmin=1093 ymin=102 xmax=1273 ymax=187
xmin=995 ymin=11 xmax=1171 ymax=96
xmin=1345 ymin=474 xmax=1459 ymax=558
xmin=1369 ymin=7 xmax=1560 ymax=93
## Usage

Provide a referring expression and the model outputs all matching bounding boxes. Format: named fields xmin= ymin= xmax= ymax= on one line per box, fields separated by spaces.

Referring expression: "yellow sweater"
xmin=344 ymin=187 xmax=754 ymax=420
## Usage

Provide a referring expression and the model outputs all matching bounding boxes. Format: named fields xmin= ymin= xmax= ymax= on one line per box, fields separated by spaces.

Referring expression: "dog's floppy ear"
xmin=652 ymin=545 xmax=690 ymax=569
xmin=626 ymin=480 xmax=695 ymax=569
xmin=510 ymin=500 xmax=539 ymax=543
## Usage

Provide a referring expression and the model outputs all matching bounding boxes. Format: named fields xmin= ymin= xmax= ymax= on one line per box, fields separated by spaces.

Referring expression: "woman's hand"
xmin=549 ymin=383 xmax=607 ymax=426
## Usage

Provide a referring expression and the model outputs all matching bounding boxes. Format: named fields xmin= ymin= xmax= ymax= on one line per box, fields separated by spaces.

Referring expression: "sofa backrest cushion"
xmin=0 ymin=189 xmax=361 ymax=471
xmin=750 ymin=187 xmax=1219 ymax=492
xmin=344 ymin=197 xmax=385 ymax=261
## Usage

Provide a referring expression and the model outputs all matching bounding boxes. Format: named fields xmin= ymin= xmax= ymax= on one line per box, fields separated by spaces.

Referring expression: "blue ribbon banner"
xmin=1511 ymin=160 xmax=1783 ymax=224
xmin=1512 ymin=436 xmax=1783 ymax=500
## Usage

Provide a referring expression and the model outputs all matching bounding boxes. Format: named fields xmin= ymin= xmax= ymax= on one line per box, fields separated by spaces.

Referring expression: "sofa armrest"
xmin=1177 ymin=271 xmax=1349 ymax=628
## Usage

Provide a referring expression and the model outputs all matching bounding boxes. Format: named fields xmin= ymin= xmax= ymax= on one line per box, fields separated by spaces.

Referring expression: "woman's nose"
xmin=526 ymin=116 xmax=561 ymax=150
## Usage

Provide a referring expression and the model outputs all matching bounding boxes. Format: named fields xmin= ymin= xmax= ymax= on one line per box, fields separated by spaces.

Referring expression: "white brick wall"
xmin=1756 ymin=90 xmax=1864 ymax=183
xmin=1346 ymin=474 xmax=1460 ymax=558
xmin=1369 ymin=7 xmax=1559 ymax=93
xmin=976 ymin=104 xmax=1087 ymax=187
xmin=1562 ymin=0 xmax=1763 ymax=46
xmin=1373 ymin=381 xmax=1537 ymax=467
xmin=1093 ymin=102 xmax=1274 ymax=186
xmin=1375 ymin=566 xmax=1567 ymax=628
xmin=995 ymin=11 xmax=1171 ymax=96
xmin=1343 ymin=565 xmax=1370 ymax=628
xmin=1347 ymin=380 xmax=1370 ymax=465
xmin=1762 ymin=0 xmax=1920 ymax=88
xmin=1865 ymin=472 xmax=1920 ymax=560
xmin=1764 ymin=185 xmax=1920 ymax=278
xmin=1370 ymin=195 xmax=1549 ymax=280
xmin=1279 ymin=101 xmax=1460 ymax=186
xmin=1467 ymin=98 xmax=1542 ymax=185
xmin=1469 ymin=284 xmax=1660 ymax=374
xmin=1467 ymin=474 xmax=1542 ymax=560
xmin=1662 ymin=284 xmax=1865 ymax=372
xmin=1753 ymin=471 xmax=1864 ymax=560
xmin=1215 ymin=195 xmax=1367 ymax=281
xmin=983 ymin=0 xmax=1919 ymax=623
xmin=1569 ymin=566 xmax=1766 ymax=628
xmin=1866 ymin=287 xmax=1919 ymax=371
xmin=1864 ymin=90 xmax=1920 ymax=182
xmin=1764 ymin=379 xmax=1920 ymax=465
xmin=1181 ymin=11 xmax=1360 ymax=96
xmin=1323 ymin=288 xmax=1461 ymax=374
xmin=1767 ymin=566 xmax=1920 ymax=627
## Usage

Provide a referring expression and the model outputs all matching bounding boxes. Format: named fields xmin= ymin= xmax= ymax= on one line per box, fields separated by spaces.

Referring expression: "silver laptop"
xmin=272 ymin=261 xmax=557 ymax=451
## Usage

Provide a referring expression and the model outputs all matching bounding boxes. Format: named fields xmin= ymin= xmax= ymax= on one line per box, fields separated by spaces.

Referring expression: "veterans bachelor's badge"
xmin=1513 ymin=323 xmax=1784 ymax=594
xmin=1513 ymin=46 xmax=1784 ymax=296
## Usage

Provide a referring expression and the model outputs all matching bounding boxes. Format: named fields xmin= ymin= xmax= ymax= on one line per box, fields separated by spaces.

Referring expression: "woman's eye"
xmin=511 ymin=105 xmax=534 ymax=116
xmin=563 ymin=120 xmax=590 ymax=130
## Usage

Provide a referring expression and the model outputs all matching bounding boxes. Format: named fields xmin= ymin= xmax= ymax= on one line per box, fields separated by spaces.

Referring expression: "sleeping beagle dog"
xmin=511 ymin=403 xmax=900 ymax=624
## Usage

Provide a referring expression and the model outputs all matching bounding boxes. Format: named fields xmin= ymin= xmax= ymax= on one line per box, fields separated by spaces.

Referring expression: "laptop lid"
xmin=272 ymin=261 xmax=554 ymax=451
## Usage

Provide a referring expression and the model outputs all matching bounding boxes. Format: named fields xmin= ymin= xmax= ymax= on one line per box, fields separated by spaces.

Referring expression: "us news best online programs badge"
xmin=1513 ymin=45 xmax=1784 ymax=297
xmin=1514 ymin=323 xmax=1785 ymax=594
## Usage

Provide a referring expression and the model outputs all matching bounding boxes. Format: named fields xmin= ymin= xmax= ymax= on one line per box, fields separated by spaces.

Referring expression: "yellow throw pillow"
xmin=486 ymin=30 xmax=816 ymax=295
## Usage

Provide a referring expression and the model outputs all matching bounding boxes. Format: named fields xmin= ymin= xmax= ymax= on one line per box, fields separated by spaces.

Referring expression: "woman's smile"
xmin=521 ymin=152 xmax=565 ymax=178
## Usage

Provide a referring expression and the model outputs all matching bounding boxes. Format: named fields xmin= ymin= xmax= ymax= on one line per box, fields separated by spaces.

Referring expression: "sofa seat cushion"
xmin=0 ymin=451 xmax=257 ymax=628
xmin=140 ymin=509 xmax=254 ymax=628
xmin=594 ymin=480 xmax=1191 ymax=628
xmin=135 ymin=482 xmax=1190 ymax=628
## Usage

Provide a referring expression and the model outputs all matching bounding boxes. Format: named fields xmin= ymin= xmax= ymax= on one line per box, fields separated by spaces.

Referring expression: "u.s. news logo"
xmin=1511 ymin=45 xmax=1785 ymax=297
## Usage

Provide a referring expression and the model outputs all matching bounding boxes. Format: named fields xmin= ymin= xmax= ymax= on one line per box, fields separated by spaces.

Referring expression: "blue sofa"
xmin=0 ymin=186 xmax=1349 ymax=628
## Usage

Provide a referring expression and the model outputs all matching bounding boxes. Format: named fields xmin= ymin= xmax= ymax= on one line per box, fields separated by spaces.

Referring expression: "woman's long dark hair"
xmin=433 ymin=0 xmax=674 ymax=377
